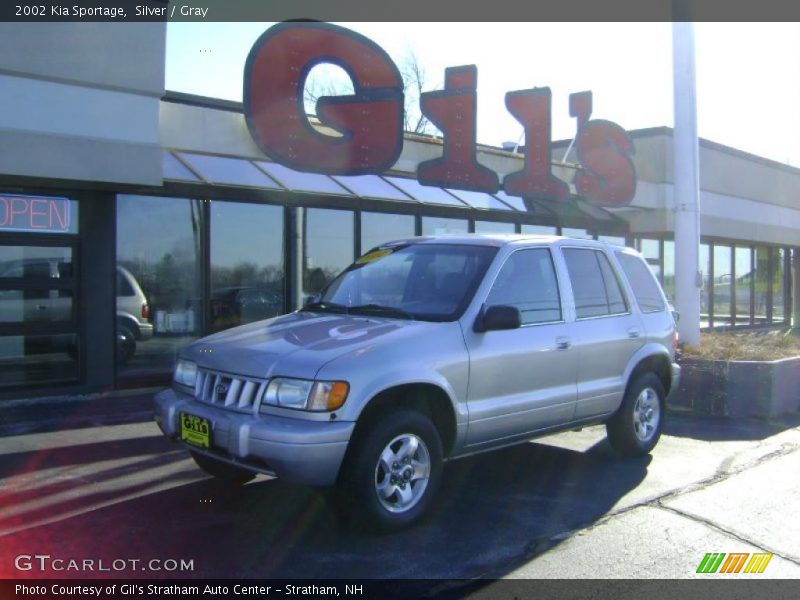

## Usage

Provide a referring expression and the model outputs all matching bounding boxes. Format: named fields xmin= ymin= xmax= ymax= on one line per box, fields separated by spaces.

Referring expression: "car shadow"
xmin=0 ymin=436 xmax=649 ymax=586
xmin=664 ymin=410 xmax=800 ymax=442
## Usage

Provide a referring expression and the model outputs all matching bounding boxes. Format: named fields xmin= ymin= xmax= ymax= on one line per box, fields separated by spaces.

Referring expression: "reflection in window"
xmin=304 ymin=208 xmax=354 ymax=295
xmin=474 ymin=220 xmax=515 ymax=234
xmin=773 ymin=248 xmax=786 ymax=322
xmin=663 ymin=240 xmax=675 ymax=302
xmin=210 ymin=202 xmax=285 ymax=333
xmin=521 ymin=224 xmax=557 ymax=235
xmin=486 ymin=249 xmax=561 ymax=324
xmin=700 ymin=243 xmax=711 ymax=328
xmin=734 ymin=246 xmax=752 ymax=325
xmin=617 ymin=252 xmax=665 ymax=313
xmin=713 ymin=245 xmax=732 ymax=327
xmin=754 ymin=246 xmax=770 ymax=324
xmin=599 ymin=235 xmax=627 ymax=247
xmin=639 ymin=239 xmax=660 ymax=260
xmin=563 ymin=248 xmax=627 ymax=318
xmin=562 ymin=228 xmax=592 ymax=239
xmin=116 ymin=195 xmax=203 ymax=378
xmin=0 ymin=334 xmax=78 ymax=387
xmin=361 ymin=212 xmax=415 ymax=252
xmin=421 ymin=217 xmax=468 ymax=236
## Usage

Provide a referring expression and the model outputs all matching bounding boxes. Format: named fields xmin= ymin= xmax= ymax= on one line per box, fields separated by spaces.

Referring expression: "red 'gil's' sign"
xmin=244 ymin=22 xmax=636 ymax=207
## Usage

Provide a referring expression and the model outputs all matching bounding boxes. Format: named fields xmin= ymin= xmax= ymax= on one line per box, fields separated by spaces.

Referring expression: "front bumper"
xmin=154 ymin=388 xmax=354 ymax=486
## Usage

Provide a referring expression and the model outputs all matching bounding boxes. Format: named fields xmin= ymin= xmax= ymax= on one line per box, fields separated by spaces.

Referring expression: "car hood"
xmin=181 ymin=311 xmax=439 ymax=379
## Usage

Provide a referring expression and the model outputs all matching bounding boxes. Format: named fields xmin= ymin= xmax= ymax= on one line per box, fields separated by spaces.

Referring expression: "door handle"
xmin=36 ymin=305 xmax=48 ymax=311
xmin=627 ymin=327 xmax=641 ymax=339
xmin=556 ymin=336 xmax=571 ymax=350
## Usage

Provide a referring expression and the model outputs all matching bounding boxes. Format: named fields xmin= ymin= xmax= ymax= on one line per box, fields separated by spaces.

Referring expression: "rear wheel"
xmin=191 ymin=452 xmax=255 ymax=485
xmin=606 ymin=373 xmax=665 ymax=457
xmin=338 ymin=409 xmax=443 ymax=531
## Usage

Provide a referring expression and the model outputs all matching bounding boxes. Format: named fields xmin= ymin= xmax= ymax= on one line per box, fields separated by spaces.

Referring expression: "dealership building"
xmin=0 ymin=23 xmax=797 ymax=399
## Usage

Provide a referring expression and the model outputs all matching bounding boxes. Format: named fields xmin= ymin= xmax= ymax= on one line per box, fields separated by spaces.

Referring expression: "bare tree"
xmin=303 ymin=48 xmax=438 ymax=136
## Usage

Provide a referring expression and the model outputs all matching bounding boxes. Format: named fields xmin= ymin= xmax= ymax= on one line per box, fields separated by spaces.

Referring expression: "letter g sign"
xmin=244 ymin=22 xmax=405 ymax=175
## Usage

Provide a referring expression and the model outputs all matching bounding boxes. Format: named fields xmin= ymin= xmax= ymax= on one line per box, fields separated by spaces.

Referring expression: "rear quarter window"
xmin=616 ymin=252 xmax=667 ymax=313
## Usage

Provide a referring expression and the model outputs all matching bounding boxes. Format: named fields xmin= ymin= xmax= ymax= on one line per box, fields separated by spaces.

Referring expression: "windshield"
xmin=312 ymin=243 xmax=498 ymax=321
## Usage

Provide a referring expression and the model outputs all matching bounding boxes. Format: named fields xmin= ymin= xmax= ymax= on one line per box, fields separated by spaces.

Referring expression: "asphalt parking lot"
xmin=1 ymin=392 xmax=799 ymax=588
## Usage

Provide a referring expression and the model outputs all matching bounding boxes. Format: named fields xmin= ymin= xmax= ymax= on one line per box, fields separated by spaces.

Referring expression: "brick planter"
xmin=673 ymin=356 xmax=800 ymax=418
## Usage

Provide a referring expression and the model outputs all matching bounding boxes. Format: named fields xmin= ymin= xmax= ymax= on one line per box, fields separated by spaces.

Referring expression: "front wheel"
xmin=338 ymin=409 xmax=443 ymax=531
xmin=606 ymin=373 xmax=665 ymax=457
xmin=191 ymin=452 xmax=255 ymax=486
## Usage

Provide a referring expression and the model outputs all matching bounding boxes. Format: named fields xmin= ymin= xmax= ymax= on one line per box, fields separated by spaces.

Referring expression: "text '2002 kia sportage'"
xmin=155 ymin=235 xmax=680 ymax=530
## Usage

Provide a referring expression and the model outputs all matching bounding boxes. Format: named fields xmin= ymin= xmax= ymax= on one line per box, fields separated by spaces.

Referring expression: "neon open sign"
xmin=0 ymin=194 xmax=76 ymax=234
xmin=244 ymin=22 xmax=636 ymax=208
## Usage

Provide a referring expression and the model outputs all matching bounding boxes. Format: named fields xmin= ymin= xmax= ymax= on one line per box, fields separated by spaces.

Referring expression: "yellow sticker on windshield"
xmin=355 ymin=248 xmax=393 ymax=265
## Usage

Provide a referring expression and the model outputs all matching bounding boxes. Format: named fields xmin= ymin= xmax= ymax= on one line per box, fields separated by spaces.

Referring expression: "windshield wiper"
xmin=301 ymin=301 xmax=350 ymax=314
xmin=347 ymin=304 xmax=414 ymax=320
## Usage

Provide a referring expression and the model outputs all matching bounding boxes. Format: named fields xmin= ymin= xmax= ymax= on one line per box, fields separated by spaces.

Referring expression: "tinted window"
xmin=304 ymin=208 xmax=354 ymax=295
xmin=563 ymin=248 xmax=628 ymax=318
xmin=211 ymin=201 xmax=285 ymax=332
xmin=616 ymin=252 xmax=666 ymax=313
xmin=486 ymin=248 xmax=561 ymax=324
xmin=117 ymin=195 xmax=202 ymax=378
xmin=361 ymin=212 xmax=415 ymax=252
xmin=320 ymin=244 xmax=497 ymax=321
xmin=598 ymin=252 xmax=628 ymax=314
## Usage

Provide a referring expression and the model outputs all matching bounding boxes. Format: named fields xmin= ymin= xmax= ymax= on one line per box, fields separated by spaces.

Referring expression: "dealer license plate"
xmin=180 ymin=412 xmax=211 ymax=448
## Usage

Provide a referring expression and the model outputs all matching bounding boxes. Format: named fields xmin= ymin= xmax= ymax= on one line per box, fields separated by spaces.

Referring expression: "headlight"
xmin=174 ymin=359 xmax=198 ymax=388
xmin=261 ymin=378 xmax=349 ymax=412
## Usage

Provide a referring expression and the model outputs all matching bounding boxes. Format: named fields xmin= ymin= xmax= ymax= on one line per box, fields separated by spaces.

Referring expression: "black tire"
xmin=191 ymin=452 xmax=256 ymax=485
xmin=116 ymin=324 xmax=136 ymax=365
xmin=606 ymin=372 xmax=666 ymax=457
xmin=338 ymin=409 xmax=443 ymax=532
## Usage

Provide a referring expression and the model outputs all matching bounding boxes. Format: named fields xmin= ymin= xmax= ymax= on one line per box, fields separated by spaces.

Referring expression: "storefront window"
xmin=562 ymin=227 xmax=591 ymax=239
xmin=773 ymin=248 xmax=786 ymax=322
xmin=754 ymin=246 xmax=770 ymax=324
xmin=474 ymin=220 xmax=515 ymax=234
xmin=734 ymin=246 xmax=752 ymax=325
xmin=713 ymin=245 xmax=733 ymax=327
xmin=699 ymin=243 xmax=711 ymax=328
xmin=598 ymin=235 xmax=627 ymax=246
xmin=0 ymin=334 xmax=79 ymax=387
xmin=0 ymin=244 xmax=79 ymax=387
xmin=422 ymin=217 xmax=468 ymax=236
xmin=210 ymin=201 xmax=285 ymax=333
xmin=361 ymin=212 xmax=415 ymax=252
xmin=116 ymin=195 xmax=203 ymax=379
xmin=663 ymin=240 xmax=675 ymax=303
xmin=521 ymin=224 xmax=557 ymax=235
xmin=304 ymin=208 xmax=354 ymax=295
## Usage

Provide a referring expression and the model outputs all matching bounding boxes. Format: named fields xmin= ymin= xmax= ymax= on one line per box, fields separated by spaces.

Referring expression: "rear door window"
xmin=563 ymin=248 xmax=629 ymax=319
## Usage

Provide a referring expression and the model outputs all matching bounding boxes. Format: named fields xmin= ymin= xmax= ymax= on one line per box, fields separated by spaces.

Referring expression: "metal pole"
xmin=672 ymin=22 xmax=702 ymax=346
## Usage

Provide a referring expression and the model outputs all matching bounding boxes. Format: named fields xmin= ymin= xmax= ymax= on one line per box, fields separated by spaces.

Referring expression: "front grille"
xmin=194 ymin=369 xmax=266 ymax=411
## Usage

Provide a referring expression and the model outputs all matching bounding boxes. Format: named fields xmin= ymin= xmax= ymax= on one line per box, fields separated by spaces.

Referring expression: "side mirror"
xmin=303 ymin=294 xmax=320 ymax=307
xmin=474 ymin=305 xmax=522 ymax=333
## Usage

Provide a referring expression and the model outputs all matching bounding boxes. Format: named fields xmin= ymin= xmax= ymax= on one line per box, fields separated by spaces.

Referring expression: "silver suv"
xmin=155 ymin=235 xmax=680 ymax=530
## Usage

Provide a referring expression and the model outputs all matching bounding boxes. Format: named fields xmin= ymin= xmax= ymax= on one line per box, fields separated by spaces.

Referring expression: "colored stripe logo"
xmin=697 ymin=552 xmax=773 ymax=574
